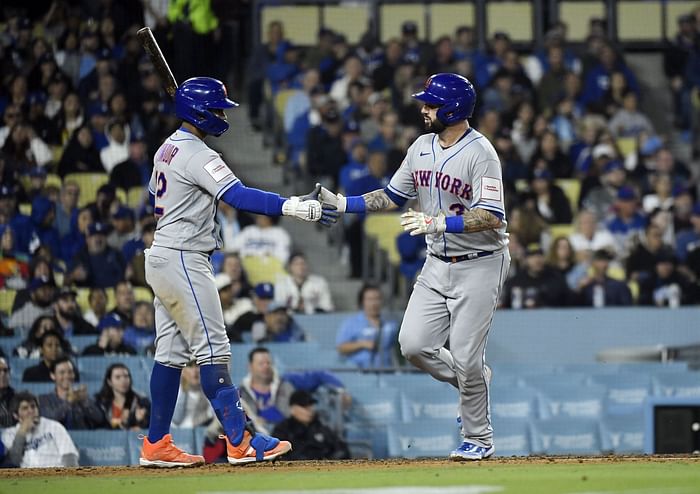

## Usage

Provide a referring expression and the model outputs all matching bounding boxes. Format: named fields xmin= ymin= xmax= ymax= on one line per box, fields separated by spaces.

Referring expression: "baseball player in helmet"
xmin=139 ymin=77 xmax=337 ymax=467
xmin=318 ymin=73 xmax=510 ymax=460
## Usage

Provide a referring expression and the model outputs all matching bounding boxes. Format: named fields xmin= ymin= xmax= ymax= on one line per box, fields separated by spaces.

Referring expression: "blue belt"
xmin=431 ymin=251 xmax=494 ymax=263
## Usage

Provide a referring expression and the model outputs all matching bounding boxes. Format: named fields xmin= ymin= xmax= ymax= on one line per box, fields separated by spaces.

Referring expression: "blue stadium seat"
xmin=77 ymin=355 xmax=147 ymax=383
xmin=387 ymin=419 xmax=460 ymax=458
xmin=0 ymin=335 xmax=22 ymax=357
xmin=401 ymin=384 xmax=456 ymax=421
xmin=16 ymin=382 xmax=56 ymax=397
xmin=490 ymin=363 xmax=557 ymax=377
xmin=127 ymin=428 xmax=196 ymax=465
xmin=379 ymin=372 xmax=435 ymax=389
xmin=348 ymin=385 xmax=403 ymax=425
xmin=616 ymin=362 xmax=689 ymax=374
xmin=535 ymin=384 xmax=606 ymax=419
xmin=531 ymin=418 xmax=602 ymax=455
xmin=652 ymin=372 xmax=700 ymax=397
xmin=333 ymin=371 xmax=381 ymax=394
xmin=492 ymin=418 xmax=531 ymax=457
xmin=555 ymin=363 xmax=621 ymax=374
xmin=10 ymin=357 xmax=41 ymax=380
xmin=589 ymin=373 xmax=651 ymax=415
xmin=70 ymin=335 xmax=98 ymax=353
xmin=490 ymin=385 xmax=539 ymax=420
xmin=346 ymin=423 xmax=388 ymax=459
xmin=295 ymin=314 xmax=340 ymax=349
xmin=521 ymin=372 xmax=588 ymax=389
xmin=599 ymin=413 xmax=644 ymax=454
xmin=71 ymin=429 xmax=130 ymax=466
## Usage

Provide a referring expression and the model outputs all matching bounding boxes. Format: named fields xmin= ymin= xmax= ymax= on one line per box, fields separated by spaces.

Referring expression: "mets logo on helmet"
xmin=424 ymin=76 xmax=433 ymax=89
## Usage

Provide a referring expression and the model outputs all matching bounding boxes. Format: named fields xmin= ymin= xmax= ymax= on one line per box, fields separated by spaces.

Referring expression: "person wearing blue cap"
xmin=82 ymin=314 xmax=137 ymax=356
xmin=675 ymin=203 xmax=700 ymax=263
xmin=581 ymin=159 xmax=626 ymax=222
xmin=29 ymin=196 xmax=60 ymax=258
xmin=605 ymin=186 xmax=646 ymax=254
xmin=227 ymin=282 xmax=275 ymax=340
xmin=108 ymin=206 xmax=135 ymax=251
xmin=64 ymin=221 xmax=126 ymax=288
xmin=0 ymin=183 xmax=33 ymax=255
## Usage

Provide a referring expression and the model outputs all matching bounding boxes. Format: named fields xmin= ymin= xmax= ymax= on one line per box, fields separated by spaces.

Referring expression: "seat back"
xmin=492 ymin=418 xmax=531 ymax=457
xmin=535 ymin=384 xmax=606 ymax=419
xmin=71 ymin=429 xmax=130 ymax=466
xmin=349 ymin=385 xmax=403 ymax=425
xmin=531 ymin=417 xmax=602 ymax=455
xmin=652 ymin=372 xmax=700 ymax=397
xmin=599 ymin=413 xmax=644 ymax=454
xmin=401 ymin=384 xmax=456 ymax=421
xmin=490 ymin=385 xmax=539 ymax=420
xmin=387 ymin=419 xmax=460 ymax=458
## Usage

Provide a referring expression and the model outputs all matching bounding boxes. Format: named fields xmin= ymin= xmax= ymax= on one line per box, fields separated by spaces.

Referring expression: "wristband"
xmin=445 ymin=215 xmax=464 ymax=233
xmin=345 ymin=196 xmax=366 ymax=214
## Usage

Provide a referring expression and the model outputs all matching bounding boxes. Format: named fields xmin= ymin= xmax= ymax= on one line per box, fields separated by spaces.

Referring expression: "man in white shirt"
xmin=1 ymin=392 xmax=79 ymax=468
xmin=230 ymin=215 xmax=291 ymax=264
xmin=275 ymin=252 xmax=334 ymax=314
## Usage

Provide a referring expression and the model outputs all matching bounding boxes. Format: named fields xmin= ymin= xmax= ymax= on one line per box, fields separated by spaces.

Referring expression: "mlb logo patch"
xmin=481 ymin=177 xmax=502 ymax=201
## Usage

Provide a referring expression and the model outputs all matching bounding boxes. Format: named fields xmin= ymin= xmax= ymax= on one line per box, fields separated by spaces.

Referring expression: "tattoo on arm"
xmin=461 ymin=208 xmax=503 ymax=233
xmin=362 ymin=189 xmax=398 ymax=212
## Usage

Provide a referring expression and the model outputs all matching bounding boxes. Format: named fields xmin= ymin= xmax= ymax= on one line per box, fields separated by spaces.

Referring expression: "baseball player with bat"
xmin=319 ymin=73 xmax=510 ymax=460
xmin=137 ymin=72 xmax=337 ymax=465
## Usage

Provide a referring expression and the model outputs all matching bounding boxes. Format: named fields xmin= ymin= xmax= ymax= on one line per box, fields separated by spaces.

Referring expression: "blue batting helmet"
xmin=175 ymin=77 xmax=238 ymax=136
xmin=412 ymin=73 xmax=476 ymax=125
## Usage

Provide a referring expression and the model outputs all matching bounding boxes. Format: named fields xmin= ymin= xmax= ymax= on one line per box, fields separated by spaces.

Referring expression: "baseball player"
xmin=319 ymin=73 xmax=510 ymax=460
xmin=139 ymin=77 xmax=337 ymax=467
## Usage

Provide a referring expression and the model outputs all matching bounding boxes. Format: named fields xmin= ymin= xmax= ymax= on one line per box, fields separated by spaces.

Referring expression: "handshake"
xmin=281 ymin=183 xmax=344 ymax=227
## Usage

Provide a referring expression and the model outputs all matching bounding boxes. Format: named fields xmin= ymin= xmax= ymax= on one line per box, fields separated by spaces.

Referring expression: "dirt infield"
xmin=1 ymin=455 xmax=698 ymax=479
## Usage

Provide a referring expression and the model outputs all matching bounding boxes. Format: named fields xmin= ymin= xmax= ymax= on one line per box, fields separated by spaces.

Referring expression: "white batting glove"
xmin=282 ymin=196 xmax=322 ymax=222
xmin=400 ymin=208 xmax=446 ymax=236
xmin=318 ymin=184 xmax=347 ymax=213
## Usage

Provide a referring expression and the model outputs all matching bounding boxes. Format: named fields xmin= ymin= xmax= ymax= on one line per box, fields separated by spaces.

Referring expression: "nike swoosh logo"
xmin=425 ymin=217 xmax=433 ymax=224
xmin=419 ymin=151 xmax=430 ymax=156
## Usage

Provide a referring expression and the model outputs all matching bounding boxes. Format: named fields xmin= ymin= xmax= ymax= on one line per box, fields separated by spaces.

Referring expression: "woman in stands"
xmin=95 ymin=363 xmax=150 ymax=430
xmin=171 ymin=362 xmax=214 ymax=429
xmin=13 ymin=315 xmax=74 ymax=359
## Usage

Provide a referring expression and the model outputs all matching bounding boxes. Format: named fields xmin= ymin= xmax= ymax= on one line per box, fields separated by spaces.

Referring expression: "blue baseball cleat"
xmin=449 ymin=441 xmax=495 ymax=461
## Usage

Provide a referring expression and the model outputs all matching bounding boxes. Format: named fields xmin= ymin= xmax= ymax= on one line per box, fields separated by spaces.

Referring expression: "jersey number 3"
xmin=154 ymin=171 xmax=167 ymax=216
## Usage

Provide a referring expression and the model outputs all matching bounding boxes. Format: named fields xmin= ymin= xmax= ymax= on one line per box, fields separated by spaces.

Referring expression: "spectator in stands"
xmin=66 ymin=221 xmax=126 ymax=288
xmin=501 ymin=243 xmax=571 ymax=308
xmin=638 ymin=251 xmax=699 ymax=307
xmin=100 ymin=120 xmax=130 ymax=173
xmin=606 ymin=186 xmax=646 ymax=255
xmin=0 ymin=357 xmax=15 ymax=427
xmin=238 ymin=347 xmax=346 ymax=434
xmin=601 ymin=71 xmax=631 ymax=118
xmin=581 ymin=41 xmax=640 ymax=108
xmin=330 ymin=55 xmax=368 ymax=111
xmin=53 ymin=286 xmax=97 ymax=336
xmin=537 ymin=44 xmax=571 ymax=112
xmin=111 ymin=281 xmax=135 ymax=324
xmin=54 ymin=180 xmax=80 ymax=239
xmin=581 ymin=159 xmax=627 ymax=224
xmin=608 ymin=91 xmax=654 ymax=138
xmin=60 ymin=206 xmax=93 ymax=264
xmin=511 ymin=101 xmax=538 ymax=164
xmin=82 ymin=314 xmax=137 ymax=356
xmin=8 ymin=276 xmax=55 ymax=334
xmin=305 ymin=102 xmax=346 ymax=186
xmin=528 ymin=168 xmax=572 ymax=224
xmin=56 ymin=124 xmax=103 ymax=177
xmin=108 ymin=206 xmax=135 ymax=252
xmin=272 ymin=390 xmax=350 ymax=461
xmin=274 ymin=252 xmax=333 ymax=314
xmin=220 ymin=252 xmax=252 ymax=296
xmin=95 ymin=363 xmax=150 ymax=430
xmin=52 ymin=91 xmax=84 ymax=144
xmin=83 ymin=286 xmax=108 ymax=327
xmin=123 ymin=301 xmax=156 ymax=355
xmin=1 ymin=391 xmax=79 ymax=467
xmin=546 ymin=236 xmax=580 ymax=282
xmin=172 ymin=362 xmax=214 ymax=429
xmin=38 ymin=356 xmax=105 ymax=429
xmin=642 ymin=173 xmax=674 ymax=214
xmin=230 ymin=215 xmax=291 ymax=264
xmin=247 ymin=20 xmax=287 ymax=130
xmin=0 ymin=224 xmax=29 ymax=291
xmin=228 ymin=282 xmax=275 ymax=340
xmin=530 ymin=130 xmax=572 ymax=178
xmin=664 ymin=14 xmax=697 ymax=129
xmin=0 ymin=184 xmax=32 ymax=255
xmin=87 ymin=184 xmax=117 ymax=224
xmin=569 ymin=209 xmax=618 ymax=262
xmin=397 ymin=230 xmax=427 ymax=283
xmin=676 ymin=203 xmax=700 ymax=262
xmin=215 ymin=273 xmax=252 ymax=340
xmin=626 ymin=223 xmax=674 ymax=283
xmin=13 ymin=316 xmax=70 ymax=359
xmin=251 ymin=302 xmax=305 ymax=344
xmin=27 ymin=196 xmax=60 ymax=259
xmin=22 ymin=331 xmax=71 ymax=382
xmin=124 ymin=223 xmax=155 ymax=287
xmin=575 ymin=249 xmax=632 ymax=307
xmin=336 ymin=284 xmax=399 ymax=368
xmin=1 ymin=122 xmax=53 ymax=172
xmin=507 ymin=204 xmax=548 ymax=247
xmin=109 ymin=134 xmax=150 ymax=191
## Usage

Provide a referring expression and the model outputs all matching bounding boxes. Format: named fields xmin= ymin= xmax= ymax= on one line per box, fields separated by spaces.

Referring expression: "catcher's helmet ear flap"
xmin=412 ymin=73 xmax=476 ymax=125
xmin=175 ymin=77 xmax=238 ymax=136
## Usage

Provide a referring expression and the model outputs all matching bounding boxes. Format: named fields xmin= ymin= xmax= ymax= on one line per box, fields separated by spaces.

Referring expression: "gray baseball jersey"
xmin=391 ymin=127 xmax=511 ymax=451
xmin=388 ymin=128 xmax=508 ymax=256
xmin=148 ymin=129 xmax=239 ymax=252
xmin=145 ymin=129 xmax=235 ymax=367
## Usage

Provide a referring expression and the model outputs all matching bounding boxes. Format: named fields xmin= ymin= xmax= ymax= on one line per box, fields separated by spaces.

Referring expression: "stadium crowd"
xmin=0 ymin=0 xmax=699 ymax=467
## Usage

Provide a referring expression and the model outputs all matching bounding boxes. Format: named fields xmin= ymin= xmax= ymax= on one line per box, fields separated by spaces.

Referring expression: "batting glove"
xmin=400 ymin=208 xmax=446 ymax=236
xmin=282 ymin=196 xmax=323 ymax=222
xmin=300 ymin=184 xmax=339 ymax=227
xmin=318 ymin=184 xmax=347 ymax=213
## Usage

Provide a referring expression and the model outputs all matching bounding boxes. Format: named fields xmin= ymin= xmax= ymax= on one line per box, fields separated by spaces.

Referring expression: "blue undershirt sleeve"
xmin=383 ymin=187 xmax=407 ymax=207
xmin=220 ymin=181 xmax=287 ymax=216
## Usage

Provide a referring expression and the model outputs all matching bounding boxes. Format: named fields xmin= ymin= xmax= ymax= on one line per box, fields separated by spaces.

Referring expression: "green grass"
xmin=2 ymin=460 xmax=700 ymax=494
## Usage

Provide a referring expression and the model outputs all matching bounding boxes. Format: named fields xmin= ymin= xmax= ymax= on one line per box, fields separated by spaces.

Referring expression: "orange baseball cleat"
xmin=223 ymin=430 xmax=292 ymax=464
xmin=139 ymin=434 xmax=205 ymax=467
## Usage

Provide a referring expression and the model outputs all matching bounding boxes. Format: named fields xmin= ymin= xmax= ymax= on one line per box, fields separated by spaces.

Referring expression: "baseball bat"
xmin=137 ymin=26 xmax=178 ymax=99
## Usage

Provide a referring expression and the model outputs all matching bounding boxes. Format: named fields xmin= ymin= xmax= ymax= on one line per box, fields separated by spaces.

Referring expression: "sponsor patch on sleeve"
xmin=481 ymin=176 xmax=502 ymax=201
xmin=204 ymin=157 xmax=234 ymax=183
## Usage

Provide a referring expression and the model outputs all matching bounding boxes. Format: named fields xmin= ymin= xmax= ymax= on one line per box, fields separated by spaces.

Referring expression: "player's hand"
xmin=300 ymin=184 xmax=339 ymax=227
xmin=400 ymin=208 xmax=446 ymax=236
xmin=282 ymin=196 xmax=323 ymax=223
xmin=318 ymin=184 xmax=347 ymax=213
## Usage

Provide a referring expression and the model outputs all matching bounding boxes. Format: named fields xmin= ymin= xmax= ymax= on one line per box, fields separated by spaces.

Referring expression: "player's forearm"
xmin=459 ymin=208 xmax=502 ymax=233
xmin=362 ymin=189 xmax=398 ymax=212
